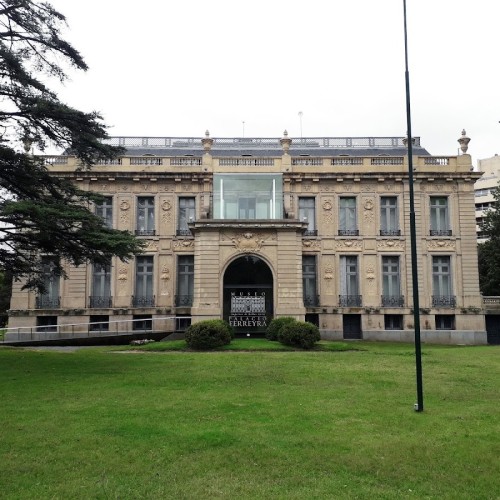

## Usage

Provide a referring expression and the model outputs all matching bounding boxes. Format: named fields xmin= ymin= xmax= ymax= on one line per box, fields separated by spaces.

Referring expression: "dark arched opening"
xmin=223 ymin=255 xmax=273 ymax=337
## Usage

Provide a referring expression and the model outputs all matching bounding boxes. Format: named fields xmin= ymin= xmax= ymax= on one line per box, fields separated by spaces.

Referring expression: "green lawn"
xmin=0 ymin=342 xmax=498 ymax=499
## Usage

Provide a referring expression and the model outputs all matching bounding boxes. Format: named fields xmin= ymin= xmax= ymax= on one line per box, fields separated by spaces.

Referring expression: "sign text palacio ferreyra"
xmin=227 ymin=291 xmax=270 ymax=335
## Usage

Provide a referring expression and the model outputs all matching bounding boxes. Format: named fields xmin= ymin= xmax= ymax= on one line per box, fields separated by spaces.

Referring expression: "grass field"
xmin=0 ymin=341 xmax=499 ymax=499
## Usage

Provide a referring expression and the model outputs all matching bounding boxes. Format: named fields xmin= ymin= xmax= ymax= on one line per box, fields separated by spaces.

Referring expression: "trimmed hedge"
xmin=265 ymin=316 xmax=297 ymax=341
xmin=277 ymin=321 xmax=321 ymax=350
xmin=184 ymin=320 xmax=233 ymax=350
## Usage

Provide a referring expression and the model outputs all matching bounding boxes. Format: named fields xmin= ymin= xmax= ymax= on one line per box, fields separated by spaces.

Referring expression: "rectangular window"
xmin=339 ymin=256 xmax=361 ymax=306
xmin=36 ymin=258 xmax=60 ymax=308
xmin=95 ymin=196 xmax=113 ymax=228
xmin=90 ymin=261 xmax=112 ymax=308
xmin=89 ymin=315 xmax=109 ymax=332
xmin=382 ymin=256 xmax=404 ymax=306
xmin=299 ymin=198 xmax=317 ymax=236
xmin=385 ymin=314 xmax=403 ymax=330
xmin=302 ymin=255 xmax=318 ymax=306
xmin=133 ymin=256 xmax=154 ymax=307
xmin=430 ymin=197 xmax=451 ymax=236
xmin=435 ymin=314 xmax=455 ymax=330
xmin=36 ymin=316 xmax=58 ymax=333
xmin=178 ymin=197 xmax=196 ymax=236
xmin=380 ymin=196 xmax=400 ymax=236
xmin=339 ymin=197 xmax=358 ymax=235
xmin=133 ymin=314 xmax=152 ymax=331
xmin=136 ymin=197 xmax=155 ymax=235
xmin=213 ymin=174 xmax=283 ymax=220
xmin=432 ymin=256 xmax=455 ymax=307
xmin=176 ymin=255 xmax=194 ymax=306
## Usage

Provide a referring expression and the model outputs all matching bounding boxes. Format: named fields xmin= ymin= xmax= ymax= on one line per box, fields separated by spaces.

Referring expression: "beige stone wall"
xmin=6 ymin=147 xmax=487 ymax=344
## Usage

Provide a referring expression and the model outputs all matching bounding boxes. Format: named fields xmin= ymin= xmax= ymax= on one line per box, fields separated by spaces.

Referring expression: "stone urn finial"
xmin=202 ymin=129 xmax=213 ymax=153
xmin=280 ymin=129 xmax=292 ymax=154
xmin=458 ymin=129 xmax=470 ymax=154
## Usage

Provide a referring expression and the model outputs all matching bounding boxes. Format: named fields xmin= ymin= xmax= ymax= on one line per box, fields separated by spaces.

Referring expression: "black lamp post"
xmin=403 ymin=0 xmax=424 ymax=412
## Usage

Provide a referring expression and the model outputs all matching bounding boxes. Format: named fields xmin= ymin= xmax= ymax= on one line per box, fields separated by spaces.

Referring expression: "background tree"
xmin=478 ymin=184 xmax=500 ymax=295
xmin=0 ymin=0 xmax=143 ymax=290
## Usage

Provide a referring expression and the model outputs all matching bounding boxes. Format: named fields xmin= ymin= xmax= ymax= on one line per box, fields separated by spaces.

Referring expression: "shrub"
xmin=184 ymin=320 xmax=233 ymax=350
xmin=266 ymin=316 xmax=297 ymax=341
xmin=277 ymin=321 xmax=321 ymax=350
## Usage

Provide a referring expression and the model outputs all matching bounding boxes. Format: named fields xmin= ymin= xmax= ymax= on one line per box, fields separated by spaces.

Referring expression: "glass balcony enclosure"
xmin=213 ymin=174 xmax=283 ymax=220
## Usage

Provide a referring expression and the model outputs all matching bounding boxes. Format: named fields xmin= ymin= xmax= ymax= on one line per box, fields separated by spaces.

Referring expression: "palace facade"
xmin=8 ymin=132 xmax=487 ymax=344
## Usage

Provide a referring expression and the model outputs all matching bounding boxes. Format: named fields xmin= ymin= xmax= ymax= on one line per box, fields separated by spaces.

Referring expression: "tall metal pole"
xmin=403 ymin=0 xmax=424 ymax=412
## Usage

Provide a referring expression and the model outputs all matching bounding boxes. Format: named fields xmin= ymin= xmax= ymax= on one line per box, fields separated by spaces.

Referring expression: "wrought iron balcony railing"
xmin=432 ymin=295 xmax=456 ymax=307
xmin=132 ymin=295 xmax=156 ymax=307
xmin=339 ymin=295 xmax=362 ymax=307
xmin=89 ymin=296 xmax=113 ymax=308
xmin=35 ymin=296 xmax=61 ymax=309
xmin=303 ymin=294 xmax=320 ymax=307
xmin=380 ymin=229 xmax=401 ymax=236
xmin=338 ymin=229 xmax=359 ymax=236
xmin=176 ymin=229 xmax=193 ymax=236
xmin=430 ymin=229 xmax=452 ymax=237
xmin=175 ymin=294 xmax=193 ymax=307
xmin=381 ymin=295 xmax=405 ymax=307
xmin=303 ymin=230 xmax=318 ymax=237
xmin=135 ymin=229 xmax=156 ymax=236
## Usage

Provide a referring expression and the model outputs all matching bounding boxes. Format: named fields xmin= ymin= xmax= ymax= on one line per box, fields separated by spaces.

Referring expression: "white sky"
xmin=48 ymin=0 xmax=500 ymax=164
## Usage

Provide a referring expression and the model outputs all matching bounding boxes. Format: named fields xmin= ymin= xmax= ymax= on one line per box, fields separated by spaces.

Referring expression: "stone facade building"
xmin=8 ymin=132 xmax=487 ymax=344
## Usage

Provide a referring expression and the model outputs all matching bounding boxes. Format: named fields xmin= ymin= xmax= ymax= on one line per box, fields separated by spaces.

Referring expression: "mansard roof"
xmin=102 ymin=136 xmax=431 ymax=157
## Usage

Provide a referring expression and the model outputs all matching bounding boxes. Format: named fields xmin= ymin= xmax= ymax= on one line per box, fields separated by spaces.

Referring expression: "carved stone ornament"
xmin=377 ymin=239 xmax=404 ymax=251
xmin=323 ymin=201 xmax=333 ymax=211
xmin=364 ymin=199 xmax=374 ymax=211
xmin=120 ymin=200 xmax=130 ymax=211
xmin=366 ymin=266 xmax=376 ymax=282
xmin=160 ymin=266 xmax=170 ymax=280
xmin=173 ymin=239 xmax=195 ymax=250
xmin=145 ymin=240 xmax=159 ymax=252
xmin=324 ymin=267 xmax=334 ymax=280
xmin=363 ymin=199 xmax=375 ymax=224
xmin=335 ymin=240 xmax=362 ymax=251
xmin=231 ymin=232 xmax=265 ymax=253
xmin=118 ymin=267 xmax=128 ymax=281
xmin=161 ymin=200 xmax=172 ymax=211
xmin=302 ymin=239 xmax=320 ymax=251
xmin=427 ymin=240 xmax=456 ymax=250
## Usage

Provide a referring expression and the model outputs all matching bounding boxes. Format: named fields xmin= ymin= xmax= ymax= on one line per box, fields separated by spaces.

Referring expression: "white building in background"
xmin=475 ymin=155 xmax=500 ymax=242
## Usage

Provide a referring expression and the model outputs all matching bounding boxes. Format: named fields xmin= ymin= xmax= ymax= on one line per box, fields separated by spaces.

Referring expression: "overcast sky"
xmin=49 ymin=0 xmax=499 ymax=164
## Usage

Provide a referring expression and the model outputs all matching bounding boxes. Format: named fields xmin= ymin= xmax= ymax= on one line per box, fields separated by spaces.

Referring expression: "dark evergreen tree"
xmin=0 ymin=269 xmax=12 ymax=326
xmin=0 ymin=1 xmax=143 ymax=290
xmin=478 ymin=184 xmax=500 ymax=295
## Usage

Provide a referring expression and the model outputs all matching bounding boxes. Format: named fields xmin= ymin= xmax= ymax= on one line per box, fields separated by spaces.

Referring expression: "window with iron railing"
xmin=302 ymin=255 xmax=319 ymax=306
xmin=177 ymin=197 xmax=195 ymax=236
xmin=432 ymin=256 xmax=455 ymax=307
xmin=382 ymin=256 xmax=403 ymax=306
xmin=430 ymin=196 xmax=451 ymax=236
xmin=134 ymin=256 xmax=154 ymax=307
xmin=380 ymin=196 xmax=400 ymax=236
xmin=136 ymin=197 xmax=155 ymax=236
xmin=299 ymin=197 xmax=317 ymax=236
xmin=90 ymin=261 xmax=112 ymax=308
xmin=339 ymin=197 xmax=358 ymax=236
xmin=339 ymin=256 xmax=361 ymax=306
xmin=36 ymin=257 xmax=60 ymax=309
xmin=176 ymin=255 xmax=194 ymax=306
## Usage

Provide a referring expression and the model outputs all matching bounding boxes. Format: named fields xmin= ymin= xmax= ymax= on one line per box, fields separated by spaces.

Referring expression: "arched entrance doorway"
xmin=223 ymin=255 xmax=273 ymax=336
